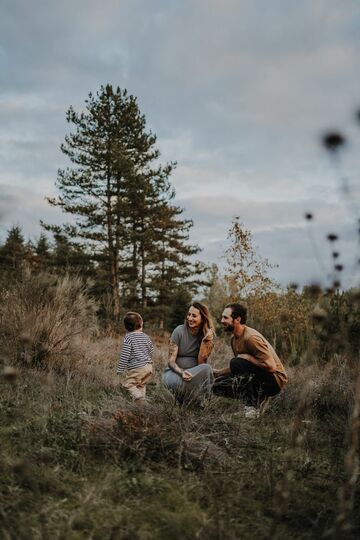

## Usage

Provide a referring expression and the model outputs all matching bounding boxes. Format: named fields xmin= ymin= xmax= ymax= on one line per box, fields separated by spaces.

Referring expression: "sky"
xmin=1 ymin=0 xmax=360 ymax=288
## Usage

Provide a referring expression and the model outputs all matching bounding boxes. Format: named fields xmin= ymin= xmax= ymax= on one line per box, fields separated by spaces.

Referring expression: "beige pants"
xmin=122 ymin=364 xmax=153 ymax=400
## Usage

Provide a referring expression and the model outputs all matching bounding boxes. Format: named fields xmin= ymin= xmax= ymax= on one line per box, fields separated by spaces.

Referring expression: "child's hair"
xmin=123 ymin=312 xmax=143 ymax=332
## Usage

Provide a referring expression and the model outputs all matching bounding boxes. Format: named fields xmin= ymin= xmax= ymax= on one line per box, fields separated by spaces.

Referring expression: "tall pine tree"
xmin=44 ymin=85 xmax=199 ymax=328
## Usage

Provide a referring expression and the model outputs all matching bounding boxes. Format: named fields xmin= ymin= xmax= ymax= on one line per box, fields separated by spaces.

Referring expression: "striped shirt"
xmin=117 ymin=331 xmax=154 ymax=374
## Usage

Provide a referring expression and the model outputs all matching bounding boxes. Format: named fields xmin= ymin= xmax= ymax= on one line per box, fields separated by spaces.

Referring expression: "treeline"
xmin=0 ymin=222 xmax=200 ymax=333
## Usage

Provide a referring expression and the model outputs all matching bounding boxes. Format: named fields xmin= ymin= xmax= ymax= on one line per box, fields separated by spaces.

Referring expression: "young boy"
xmin=117 ymin=312 xmax=154 ymax=402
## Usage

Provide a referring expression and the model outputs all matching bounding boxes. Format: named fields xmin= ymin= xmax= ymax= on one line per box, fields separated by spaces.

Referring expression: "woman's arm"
xmin=197 ymin=329 xmax=215 ymax=364
xmin=167 ymin=341 xmax=182 ymax=375
xmin=168 ymin=340 xmax=192 ymax=381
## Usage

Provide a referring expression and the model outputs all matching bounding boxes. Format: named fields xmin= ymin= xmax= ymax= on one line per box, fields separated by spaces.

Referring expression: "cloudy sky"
xmin=1 ymin=0 xmax=360 ymax=288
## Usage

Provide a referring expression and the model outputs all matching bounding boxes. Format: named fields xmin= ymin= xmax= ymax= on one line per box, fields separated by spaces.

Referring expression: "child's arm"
xmin=117 ymin=336 xmax=131 ymax=374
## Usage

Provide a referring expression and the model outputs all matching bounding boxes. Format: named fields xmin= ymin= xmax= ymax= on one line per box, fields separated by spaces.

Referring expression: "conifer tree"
xmin=0 ymin=226 xmax=29 ymax=271
xmin=44 ymin=85 xmax=199 ymax=327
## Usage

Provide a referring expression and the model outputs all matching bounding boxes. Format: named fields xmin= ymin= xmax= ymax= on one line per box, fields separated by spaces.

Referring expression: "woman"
xmin=162 ymin=302 xmax=215 ymax=403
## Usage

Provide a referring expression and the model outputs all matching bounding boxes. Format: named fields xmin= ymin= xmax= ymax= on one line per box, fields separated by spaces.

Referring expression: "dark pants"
xmin=212 ymin=357 xmax=281 ymax=407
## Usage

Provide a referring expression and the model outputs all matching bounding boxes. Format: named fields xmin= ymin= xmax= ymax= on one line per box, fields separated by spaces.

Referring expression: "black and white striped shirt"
xmin=117 ymin=331 xmax=154 ymax=373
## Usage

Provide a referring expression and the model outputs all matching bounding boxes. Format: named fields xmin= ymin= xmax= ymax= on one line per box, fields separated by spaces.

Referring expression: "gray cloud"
xmin=180 ymin=194 xmax=360 ymax=288
xmin=0 ymin=184 xmax=63 ymax=241
xmin=1 ymin=0 xmax=360 ymax=287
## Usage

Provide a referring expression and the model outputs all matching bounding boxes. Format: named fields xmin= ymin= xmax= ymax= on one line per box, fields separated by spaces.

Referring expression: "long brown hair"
xmin=185 ymin=302 xmax=215 ymax=338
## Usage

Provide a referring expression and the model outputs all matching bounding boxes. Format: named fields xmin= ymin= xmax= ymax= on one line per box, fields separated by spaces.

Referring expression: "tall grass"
xmin=0 ymin=271 xmax=359 ymax=539
xmin=0 ymin=270 xmax=98 ymax=372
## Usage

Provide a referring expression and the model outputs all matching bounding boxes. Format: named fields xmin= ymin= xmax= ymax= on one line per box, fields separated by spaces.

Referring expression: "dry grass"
xmin=0 ymin=270 xmax=98 ymax=371
xmin=1 ymin=338 xmax=359 ymax=539
xmin=0 ymin=272 xmax=359 ymax=539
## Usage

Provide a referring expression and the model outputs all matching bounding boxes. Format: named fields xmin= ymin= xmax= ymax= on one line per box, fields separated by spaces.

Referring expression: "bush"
xmin=0 ymin=270 xmax=98 ymax=371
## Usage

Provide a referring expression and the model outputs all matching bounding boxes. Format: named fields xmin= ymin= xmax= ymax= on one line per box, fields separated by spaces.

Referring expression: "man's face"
xmin=221 ymin=307 xmax=234 ymax=333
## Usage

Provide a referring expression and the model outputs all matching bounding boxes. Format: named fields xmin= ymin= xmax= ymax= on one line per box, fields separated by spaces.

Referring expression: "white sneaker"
xmin=244 ymin=406 xmax=260 ymax=419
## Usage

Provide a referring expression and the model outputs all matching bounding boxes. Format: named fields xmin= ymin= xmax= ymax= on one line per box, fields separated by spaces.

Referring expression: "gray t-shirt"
xmin=171 ymin=324 xmax=202 ymax=359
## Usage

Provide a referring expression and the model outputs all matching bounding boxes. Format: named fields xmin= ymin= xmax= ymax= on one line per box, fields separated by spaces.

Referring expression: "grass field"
xmin=1 ymin=334 xmax=359 ymax=540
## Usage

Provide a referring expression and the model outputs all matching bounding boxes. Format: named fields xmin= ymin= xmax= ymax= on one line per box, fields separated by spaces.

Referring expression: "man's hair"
xmin=123 ymin=312 xmax=143 ymax=332
xmin=226 ymin=303 xmax=247 ymax=324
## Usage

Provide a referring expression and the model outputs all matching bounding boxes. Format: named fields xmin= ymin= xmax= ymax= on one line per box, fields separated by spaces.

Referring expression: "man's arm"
xmin=213 ymin=366 xmax=231 ymax=377
xmin=243 ymin=336 xmax=277 ymax=372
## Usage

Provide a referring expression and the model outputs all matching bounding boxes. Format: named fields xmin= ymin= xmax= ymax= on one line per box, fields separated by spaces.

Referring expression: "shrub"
xmin=0 ymin=269 xmax=98 ymax=371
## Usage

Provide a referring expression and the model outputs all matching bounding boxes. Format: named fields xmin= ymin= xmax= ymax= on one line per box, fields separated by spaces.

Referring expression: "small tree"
xmin=0 ymin=226 xmax=29 ymax=271
xmin=225 ymin=217 xmax=279 ymax=299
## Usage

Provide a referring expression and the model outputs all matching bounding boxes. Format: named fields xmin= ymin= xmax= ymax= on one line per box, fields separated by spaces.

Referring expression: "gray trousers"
xmin=162 ymin=357 xmax=214 ymax=401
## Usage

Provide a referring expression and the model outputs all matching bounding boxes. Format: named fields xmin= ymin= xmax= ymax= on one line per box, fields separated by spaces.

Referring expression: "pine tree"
xmin=34 ymin=233 xmax=52 ymax=268
xmin=50 ymin=233 xmax=92 ymax=275
xmin=43 ymin=85 xmax=199 ymax=328
xmin=0 ymin=226 xmax=29 ymax=271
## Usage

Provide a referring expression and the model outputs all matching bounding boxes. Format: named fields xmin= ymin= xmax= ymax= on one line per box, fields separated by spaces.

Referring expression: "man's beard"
xmin=222 ymin=323 xmax=234 ymax=333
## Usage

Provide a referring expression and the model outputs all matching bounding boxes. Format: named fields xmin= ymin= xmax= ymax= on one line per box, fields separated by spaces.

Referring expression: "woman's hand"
xmin=182 ymin=370 xmax=193 ymax=382
xmin=203 ymin=328 xmax=215 ymax=341
xmin=198 ymin=329 xmax=215 ymax=364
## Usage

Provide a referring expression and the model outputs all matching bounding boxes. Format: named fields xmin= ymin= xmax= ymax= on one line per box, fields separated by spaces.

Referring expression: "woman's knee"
xmin=163 ymin=372 xmax=182 ymax=392
xmin=201 ymin=363 xmax=212 ymax=374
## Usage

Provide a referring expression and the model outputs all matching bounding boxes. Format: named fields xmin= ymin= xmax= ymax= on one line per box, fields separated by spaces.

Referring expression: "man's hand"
xmin=182 ymin=370 xmax=193 ymax=382
xmin=212 ymin=367 xmax=231 ymax=379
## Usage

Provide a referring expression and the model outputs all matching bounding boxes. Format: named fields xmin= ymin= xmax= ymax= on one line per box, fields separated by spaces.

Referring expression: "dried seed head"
xmin=19 ymin=332 xmax=32 ymax=345
xmin=327 ymin=233 xmax=338 ymax=242
xmin=2 ymin=366 xmax=20 ymax=383
xmin=349 ymin=288 xmax=360 ymax=304
xmin=332 ymin=252 xmax=339 ymax=259
xmin=305 ymin=284 xmax=322 ymax=299
xmin=311 ymin=306 xmax=328 ymax=322
xmin=305 ymin=213 xmax=313 ymax=221
xmin=334 ymin=264 xmax=344 ymax=272
xmin=325 ymin=287 xmax=335 ymax=295
xmin=322 ymin=131 xmax=346 ymax=152
xmin=288 ymin=282 xmax=299 ymax=291
xmin=333 ymin=280 xmax=341 ymax=289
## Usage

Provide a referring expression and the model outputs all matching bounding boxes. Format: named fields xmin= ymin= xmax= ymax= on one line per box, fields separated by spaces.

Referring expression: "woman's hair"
xmin=185 ymin=302 xmax=215 ymax=338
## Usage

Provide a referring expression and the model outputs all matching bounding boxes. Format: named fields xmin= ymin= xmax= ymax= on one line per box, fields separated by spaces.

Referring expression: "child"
xmin=117 ymin=312 xmax=154 ymax=402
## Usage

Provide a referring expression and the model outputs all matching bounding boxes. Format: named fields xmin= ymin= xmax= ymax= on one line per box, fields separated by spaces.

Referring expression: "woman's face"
xmin=186 ymin=306 xmax=202 ymax=330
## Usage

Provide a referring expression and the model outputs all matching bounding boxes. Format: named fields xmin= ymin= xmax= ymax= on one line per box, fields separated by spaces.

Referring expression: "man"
xmin=213 ymin=303 xmax=288 ymax=417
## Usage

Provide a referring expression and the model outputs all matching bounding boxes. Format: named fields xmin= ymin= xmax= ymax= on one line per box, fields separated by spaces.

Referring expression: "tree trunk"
xmin=141 ymin=243 xmax=147 ymax=308
xmin=106 ymin=176 xmax=121 ymax=332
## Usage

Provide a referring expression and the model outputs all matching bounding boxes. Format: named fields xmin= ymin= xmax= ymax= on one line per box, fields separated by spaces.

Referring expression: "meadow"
xmin=0 ymin=272 xmax=359 ymax=540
